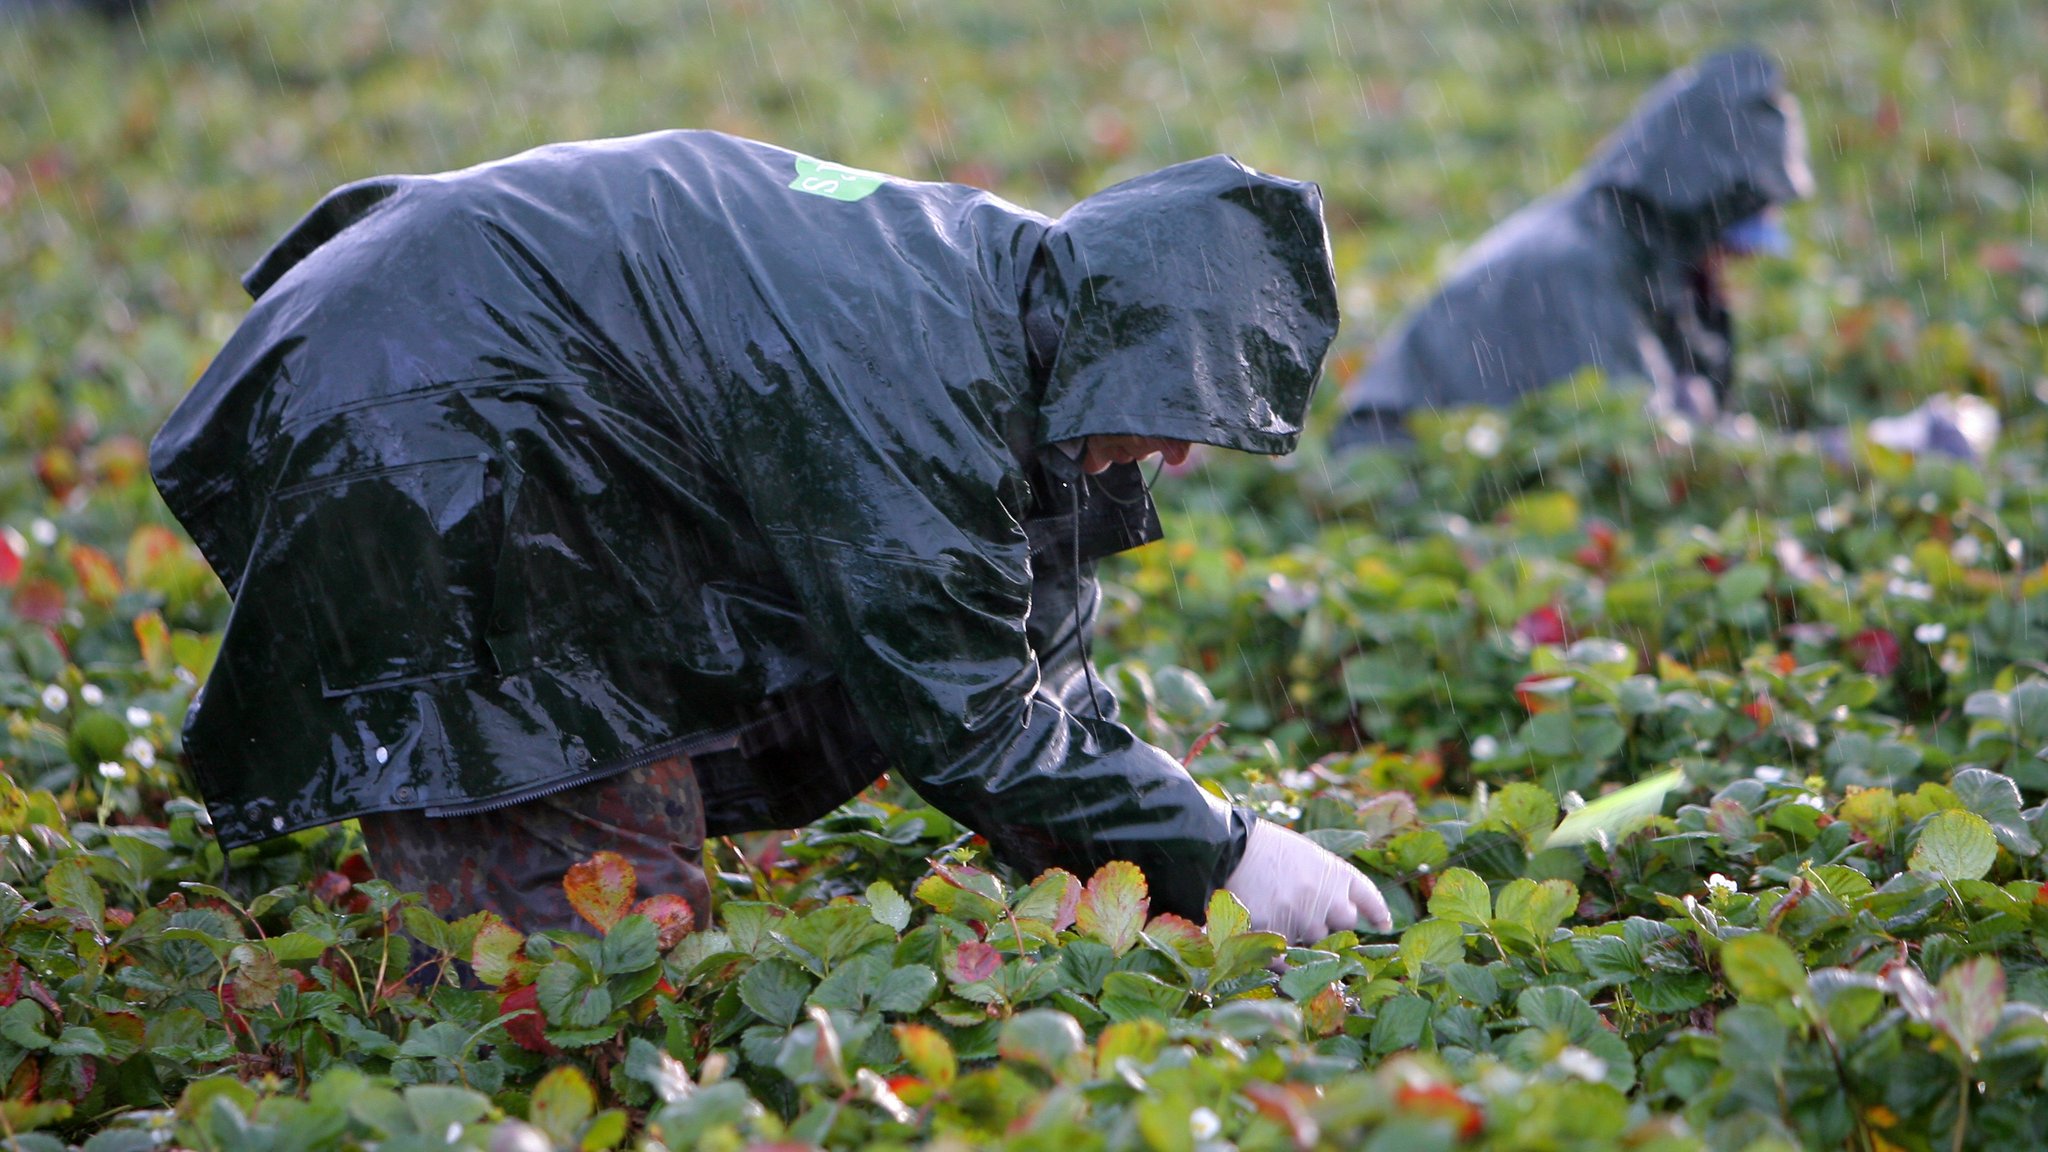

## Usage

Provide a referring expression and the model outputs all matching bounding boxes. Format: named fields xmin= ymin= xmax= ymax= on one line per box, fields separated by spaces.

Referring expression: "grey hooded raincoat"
xmin=1332 ymin=47 xmax=1812 ymax=449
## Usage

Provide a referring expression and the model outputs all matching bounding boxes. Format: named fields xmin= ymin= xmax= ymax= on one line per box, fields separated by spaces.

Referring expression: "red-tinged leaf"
xmin=1744 ymin=695 xmax=1776 ymax=728
xmin=309 ymin=871 xmax=353 ymax=906
xmin=7 ymin=1058 xmax=38 ymax=1103
xmin=1075 ymin=860 xmax=1150 ymax=956
xmin=1935 ymin=956 xmax=2006 ymax=1061
xmin=123 ymin=525 xmax=184 ymax=588
xmin=1513 ymin=673 xmax=1574 ymax=715
xmin=23 ymin=979 xmax=58 ymax=1014
xmin=93 ymin=1010 xmax=146 ymax=1061
xmin=1244 ymin=1082 xmax=1319 ymax=1151
xmin=499 ymin=983 xmax=558 ymax=1054
xmin=1396 ymin=1082 xmax=1485 ymax=1139
xmin=929 ymin=858 xmax=1006 ymax=902
xmin=888 ymin=1074 xmax=933 ymax=1107
xmin=105 ymin=908 xmax=133 ymax=929
xmin=631 ymin=893 xmax=697 ymax=950
xmin=13 ymin=578 xmax=64 ymax=625
xmin=36 ymin=446 xmax=79 ymax=500
xmin=1304 ymin=983 xmax=1347 ymax=1037
xmin=946 ymin=939 xmax=1001 ymax=985
xmin=1140 ymin=912 xmax=1205 ymax=958
xmin=471 ymin=918 xmax=527 ymax=988
xmin=892 ymin=1023 xmax=956 ymax=1089
xmin=1514 ymin=604 xmax=1569 ymax=646
xmin=1848 ymin=628 xmax=1902 ymax=677
xmin=0 ymin=962 xmax=20 ymax=1007
xmin=338 ymin=853 xmax=375 ymax=884
xmin=89 ymin=435 xmax=148 ymax=488
xmin=136 ymin=610 xmax=174 ymax=672
xmin=66 ymin=544 xmax=122 ymax=606
xmin=0 ymin=532 xmax=19 ymax=587
xmin=1012 ymin=869 xmax=1081 ymax=931
xmin=562 ymin=851 xmax=637 ymax=932
xmin=1181 ymin=720 xmax=1228 ymax=766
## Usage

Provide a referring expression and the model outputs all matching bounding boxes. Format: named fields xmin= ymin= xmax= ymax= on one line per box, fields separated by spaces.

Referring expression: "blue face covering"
xmin=1721 ymin=208 xmax=1790 ymax=256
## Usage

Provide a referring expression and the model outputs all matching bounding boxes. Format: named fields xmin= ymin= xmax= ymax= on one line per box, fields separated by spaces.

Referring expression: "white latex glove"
xmin=1223 ymin=819 xmax=1392 ymax=944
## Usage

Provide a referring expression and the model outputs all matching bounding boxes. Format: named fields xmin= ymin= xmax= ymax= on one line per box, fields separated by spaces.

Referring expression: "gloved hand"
xmin=1223 ymin=819 xmax=1393 ymax=944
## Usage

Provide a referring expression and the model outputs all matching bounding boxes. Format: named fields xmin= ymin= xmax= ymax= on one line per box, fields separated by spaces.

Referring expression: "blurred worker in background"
xmin=1331 ymin=46 xmax=1996 ymax=463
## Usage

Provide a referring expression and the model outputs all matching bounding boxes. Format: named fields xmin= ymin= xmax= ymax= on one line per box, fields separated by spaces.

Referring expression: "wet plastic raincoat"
xmin=150 ymin=132 xmax=1339 ymax=917
xmin=1332 ymin=47 xmax=1811 ymax=449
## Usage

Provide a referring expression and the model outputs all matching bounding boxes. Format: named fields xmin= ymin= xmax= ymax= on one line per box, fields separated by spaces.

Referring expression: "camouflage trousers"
xmin=357 ymin=754 xmax=712 ymax=938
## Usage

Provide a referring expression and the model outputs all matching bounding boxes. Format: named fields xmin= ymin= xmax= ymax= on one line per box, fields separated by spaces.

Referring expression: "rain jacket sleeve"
xmin=720 ymin=402 xmax=1244 ymax=918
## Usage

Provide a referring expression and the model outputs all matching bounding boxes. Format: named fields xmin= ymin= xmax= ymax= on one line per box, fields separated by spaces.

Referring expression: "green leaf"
xmin=738 ymin=956 xmax=815 ymax=1029
xmin=403 ymin=1084 xmax=490 ymax=1140
xmin=873 ymin=964 xmax=938 ymax=1014
xmin=43 ymin=857 xmax=104 ymax=926
xmin=528 ymin=1065 xmax=596 ymax=1149
xmin=1210 ymin=931 xmax=1286 ymax=986
xmin=1426 ymin=867 xmax=1491 ymax=926
xmin=537 ymin=960 xmax=614 ymax=1029
xmin=997 ymin=1008 xmax=1085 ymax=1072
xmin=1485 ymin=782 xmax=1559 ymax=845
xmin=1494 ymin=877 xmax=1577 ymax=944
xmin=782 ymin=904 xmax=896 ymax=974
xmin=1399 ymin=918 xmax=1464 ymax=979
xmin=1909 ymin=810 xmax=1999 ymax=881
xmin=623 ymin=1036 xmax=695 ymax=1105
xmin=1099 ymin=971 xmax=1187 ymax=1022
xmin=1516 ymin=985 xmax=1601 ymax=1043
xmin=1075 ymin=860 xmax=1150 ymax=956
xmin=865 ymin=881 xmax=911 ymax=932
xmin=599 ymin=915 xmax=661 ymax=976
xmin=1721 ymin=933 xmax=1808 ymax=1004
xmin=263 ymin=931 xmax=330 ymax=964
xmin=1012 ymin=869 xmax=1081 ymax=932
xmin=1949 ymin=769 xmax=2041 ymax=857
xmin=1546 ymin=769 xmax=1684 ymax=848
xmin=1205 ymin=887 xmax=1251 ymax=947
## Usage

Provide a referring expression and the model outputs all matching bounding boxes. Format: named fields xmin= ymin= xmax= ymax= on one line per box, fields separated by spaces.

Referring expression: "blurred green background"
xmin=4 ymin=0 xmax=2044 ymax=473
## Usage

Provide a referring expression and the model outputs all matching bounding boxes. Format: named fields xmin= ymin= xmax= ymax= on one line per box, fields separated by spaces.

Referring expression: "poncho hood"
xmin=1031 ymin=156 xmax=1339 ymax=455
xmin=1583 ymin=46 xmax=1814 ymax=227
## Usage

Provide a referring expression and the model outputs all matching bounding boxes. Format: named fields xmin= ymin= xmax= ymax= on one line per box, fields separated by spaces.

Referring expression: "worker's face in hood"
xmin=1585 ymin=46 xmax=1815 ymax=230
xmin=1025 ymin=155 xmax=1340 ymax=458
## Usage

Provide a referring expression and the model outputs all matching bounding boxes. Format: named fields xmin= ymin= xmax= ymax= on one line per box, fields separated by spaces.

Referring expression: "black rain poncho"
xmin=149 ymin=132 xmax=1340 ymax=917
xmin=1331 ymin=47 xmax=1811 ymax=449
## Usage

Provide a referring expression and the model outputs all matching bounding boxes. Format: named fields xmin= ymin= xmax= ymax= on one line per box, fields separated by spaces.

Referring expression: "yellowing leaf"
xmin=133 ymin=611 xmax=173 ymax=678
xmin=563 ymin=851 xmax=637 ymax=933
xmin=67 ymin=543 xmax=123 ymax=606
xmin=1075 ymin=860 xmax=1150 ymax=956
xmin=892 ymin=1023 xmax=956 ymax=1089
xmin=470 ymin=918 xmax=526 ymax=987
xmin=528 ymin=1065 xmax=596 ymax=1148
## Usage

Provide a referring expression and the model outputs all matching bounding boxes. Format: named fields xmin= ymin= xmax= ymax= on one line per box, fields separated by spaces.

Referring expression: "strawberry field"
xmin=5 ymin=1 xmax=2048 ymax=1149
